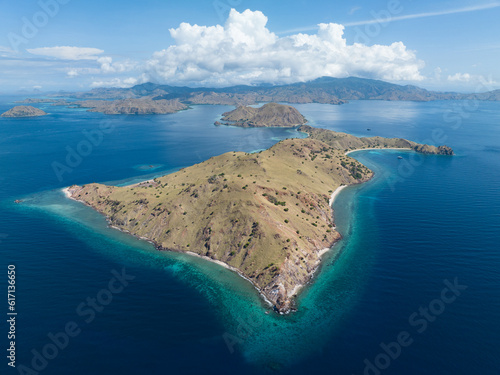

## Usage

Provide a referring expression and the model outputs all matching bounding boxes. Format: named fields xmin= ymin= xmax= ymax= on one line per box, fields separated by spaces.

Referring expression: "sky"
xmin=0 ymin=0 xmax=499 ymax=93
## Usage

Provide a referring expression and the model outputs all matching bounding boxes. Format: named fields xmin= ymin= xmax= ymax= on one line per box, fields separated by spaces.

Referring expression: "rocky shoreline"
xmin=63 ymin=182 xmax=345 ymax=313
xmin=60 ymin=114 xmax=453 ymax=314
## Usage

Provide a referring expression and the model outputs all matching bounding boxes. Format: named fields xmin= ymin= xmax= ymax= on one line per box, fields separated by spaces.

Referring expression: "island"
xmin=1 ymin=105 xmax=47 ymax=118
xmin=72 ymin=98 xmax=187 ymax=115
xmin=48 ymin=76 xmax=500 ymax=107
xmin=16 ymin=98 xmax=68 ymax=105
xmin=20 ymin=76 xmax=500 ymax=118
xmin=64 ymin=105 xmax=453 ymax=313
xmin=215 ymin=103 xmax=307 ymax=127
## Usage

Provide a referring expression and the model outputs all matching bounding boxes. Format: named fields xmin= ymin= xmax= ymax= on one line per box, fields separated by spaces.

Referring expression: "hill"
xmin=1 ymin=105 xmax=47 ymax=118
xmin=65 ymin=123 xmax=453 ymax=313
xmin=216 ymin=103 xmax=307 ymax=127
xmin=71 ymin=98 xmax=187 ymax=115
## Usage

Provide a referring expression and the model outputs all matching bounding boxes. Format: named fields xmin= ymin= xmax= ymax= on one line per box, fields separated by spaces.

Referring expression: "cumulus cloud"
xmin=447 ymin=72 xmax=499 ymax=89
xmin=448 ymin=72 xmax=471 ymax=82
xmin=63 ymin=57 xmax=137 ymax=78
xmin=143 ymin=9 xmax=424 ymax=87
xmin=96 ymin=57 xmax=137 ymax=73
xmin=27 ymin=46 xmax=104 ymax=60
xmin=67 ymin=69 xmax=79 ymax=77
xmin=90 ymin=77 xmax=140 ymax=88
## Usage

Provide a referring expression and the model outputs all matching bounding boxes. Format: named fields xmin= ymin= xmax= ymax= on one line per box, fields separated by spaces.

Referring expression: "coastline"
xmin=328 ymin=184 xmax=348 ymax=207
xmin=345 ymin=147 xmax=412 ymax=155
xmin=61 ymin=144 xmax=397 ymax=313
xmin=61 ymin=161 xmax=359 ymax=313
xmin=185 ymin=251 xmax=275 ymax=308
xmin=62 ymin=186 xmax=275 ymax=310
xmin=62 ymin=187 xmax=71 ymax=198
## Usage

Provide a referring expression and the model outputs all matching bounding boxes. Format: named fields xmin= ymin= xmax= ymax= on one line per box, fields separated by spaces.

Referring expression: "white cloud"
xmin=27 ymin=46 xmax=104 ymax=60
xmin=62 ymin=56 xmax=137 ymax=78
xmin=434 ymin=67 xmax=442 ymax=80
xmin=447 ymin=73 xmax=499 ymax=89
xmin=90 ymin=77 xmax=140 ymax=88
xmin=448 ymin=73 xmax=471 ymax=82
xmin=143 ymin=9 xmax=424 ymax=87
xmin=0 ymin=46 xmax=15 ymax=55
xmin=67 ymin=69 xmax=79 ymax=77
xmin=97 ymin=56 xmax=137 ymax=73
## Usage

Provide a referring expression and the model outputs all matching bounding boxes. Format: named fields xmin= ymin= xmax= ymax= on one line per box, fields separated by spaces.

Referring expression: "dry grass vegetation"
xmin=68 ymin=122 xmax=452 ymax=312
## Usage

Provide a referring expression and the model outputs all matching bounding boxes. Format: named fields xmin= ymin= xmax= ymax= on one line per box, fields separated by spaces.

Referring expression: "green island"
xmin=65 ymin=104 xmax=453 ymax=313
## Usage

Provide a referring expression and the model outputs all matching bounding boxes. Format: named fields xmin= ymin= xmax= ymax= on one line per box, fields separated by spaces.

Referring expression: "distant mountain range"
xmin=52 ymin=77 xmax=500 ymax=106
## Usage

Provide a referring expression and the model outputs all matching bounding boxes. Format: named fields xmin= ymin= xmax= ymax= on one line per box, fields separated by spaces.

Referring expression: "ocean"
xmin=0 ymin=98 xmax=499 ymax=374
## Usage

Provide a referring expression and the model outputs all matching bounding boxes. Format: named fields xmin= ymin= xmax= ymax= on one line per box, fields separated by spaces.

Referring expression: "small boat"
xmin=367 ymin=128 xmax=371 ymax=131
xmin=397 ymin=156 xmax=403 ymax=159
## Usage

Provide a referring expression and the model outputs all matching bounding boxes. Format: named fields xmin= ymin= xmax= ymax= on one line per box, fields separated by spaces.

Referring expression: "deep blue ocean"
xmin=0 ymin=98 xmax=499 ymax=374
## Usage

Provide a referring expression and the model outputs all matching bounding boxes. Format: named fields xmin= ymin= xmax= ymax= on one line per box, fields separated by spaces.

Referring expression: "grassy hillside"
xmin=300 ymin=125 xmax=454 ymax=155
xmin=217 ymin=103 xmax=307 ymax=127
xmin=67 ymin=126 xmax=453 ymax=312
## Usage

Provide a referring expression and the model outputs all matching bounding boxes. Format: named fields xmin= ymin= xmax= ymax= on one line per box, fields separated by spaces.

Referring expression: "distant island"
xmin=48 ymin=76 xmax=500 ymax=105
xmin=71 ymin=98 xmax=187 ymax=115
xmin=64 ymin=104 xmax=453 ymax=313
xmin=215 ymin=103 xmax=307 ymax=127
xmin=1 ymin=105 xmax=47 ymax=118
xmin=16 ymin=98 xmax=68 ymax=105
xmin=18 ymin=76 xmax=500 ymax=118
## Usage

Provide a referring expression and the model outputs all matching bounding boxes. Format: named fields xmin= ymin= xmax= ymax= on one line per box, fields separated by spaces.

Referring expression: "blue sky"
xmin=0 ymin=0 xmax=499 ymax=93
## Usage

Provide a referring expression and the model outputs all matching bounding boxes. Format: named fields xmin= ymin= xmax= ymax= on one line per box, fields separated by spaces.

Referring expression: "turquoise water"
xmin=1 ymin=98 xmax=499 ymax=374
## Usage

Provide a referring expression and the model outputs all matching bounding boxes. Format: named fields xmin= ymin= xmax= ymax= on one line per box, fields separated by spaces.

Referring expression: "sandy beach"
xmin=345 ymin=147 xmax=412 ymax=155
xmin=59 ymin=158 xmax=360 ymax=310
xmin=328 ymin=184 xmax=348 ymax=207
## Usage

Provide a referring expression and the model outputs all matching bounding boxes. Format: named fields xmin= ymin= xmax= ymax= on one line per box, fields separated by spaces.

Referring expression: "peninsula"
xmin=65 ymin=106 xmax=453 ymax=313
xmin=215 ymin=103 xmax=307 ymax=127
xmin=1 ymin=105 xmax=47 ymax=118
